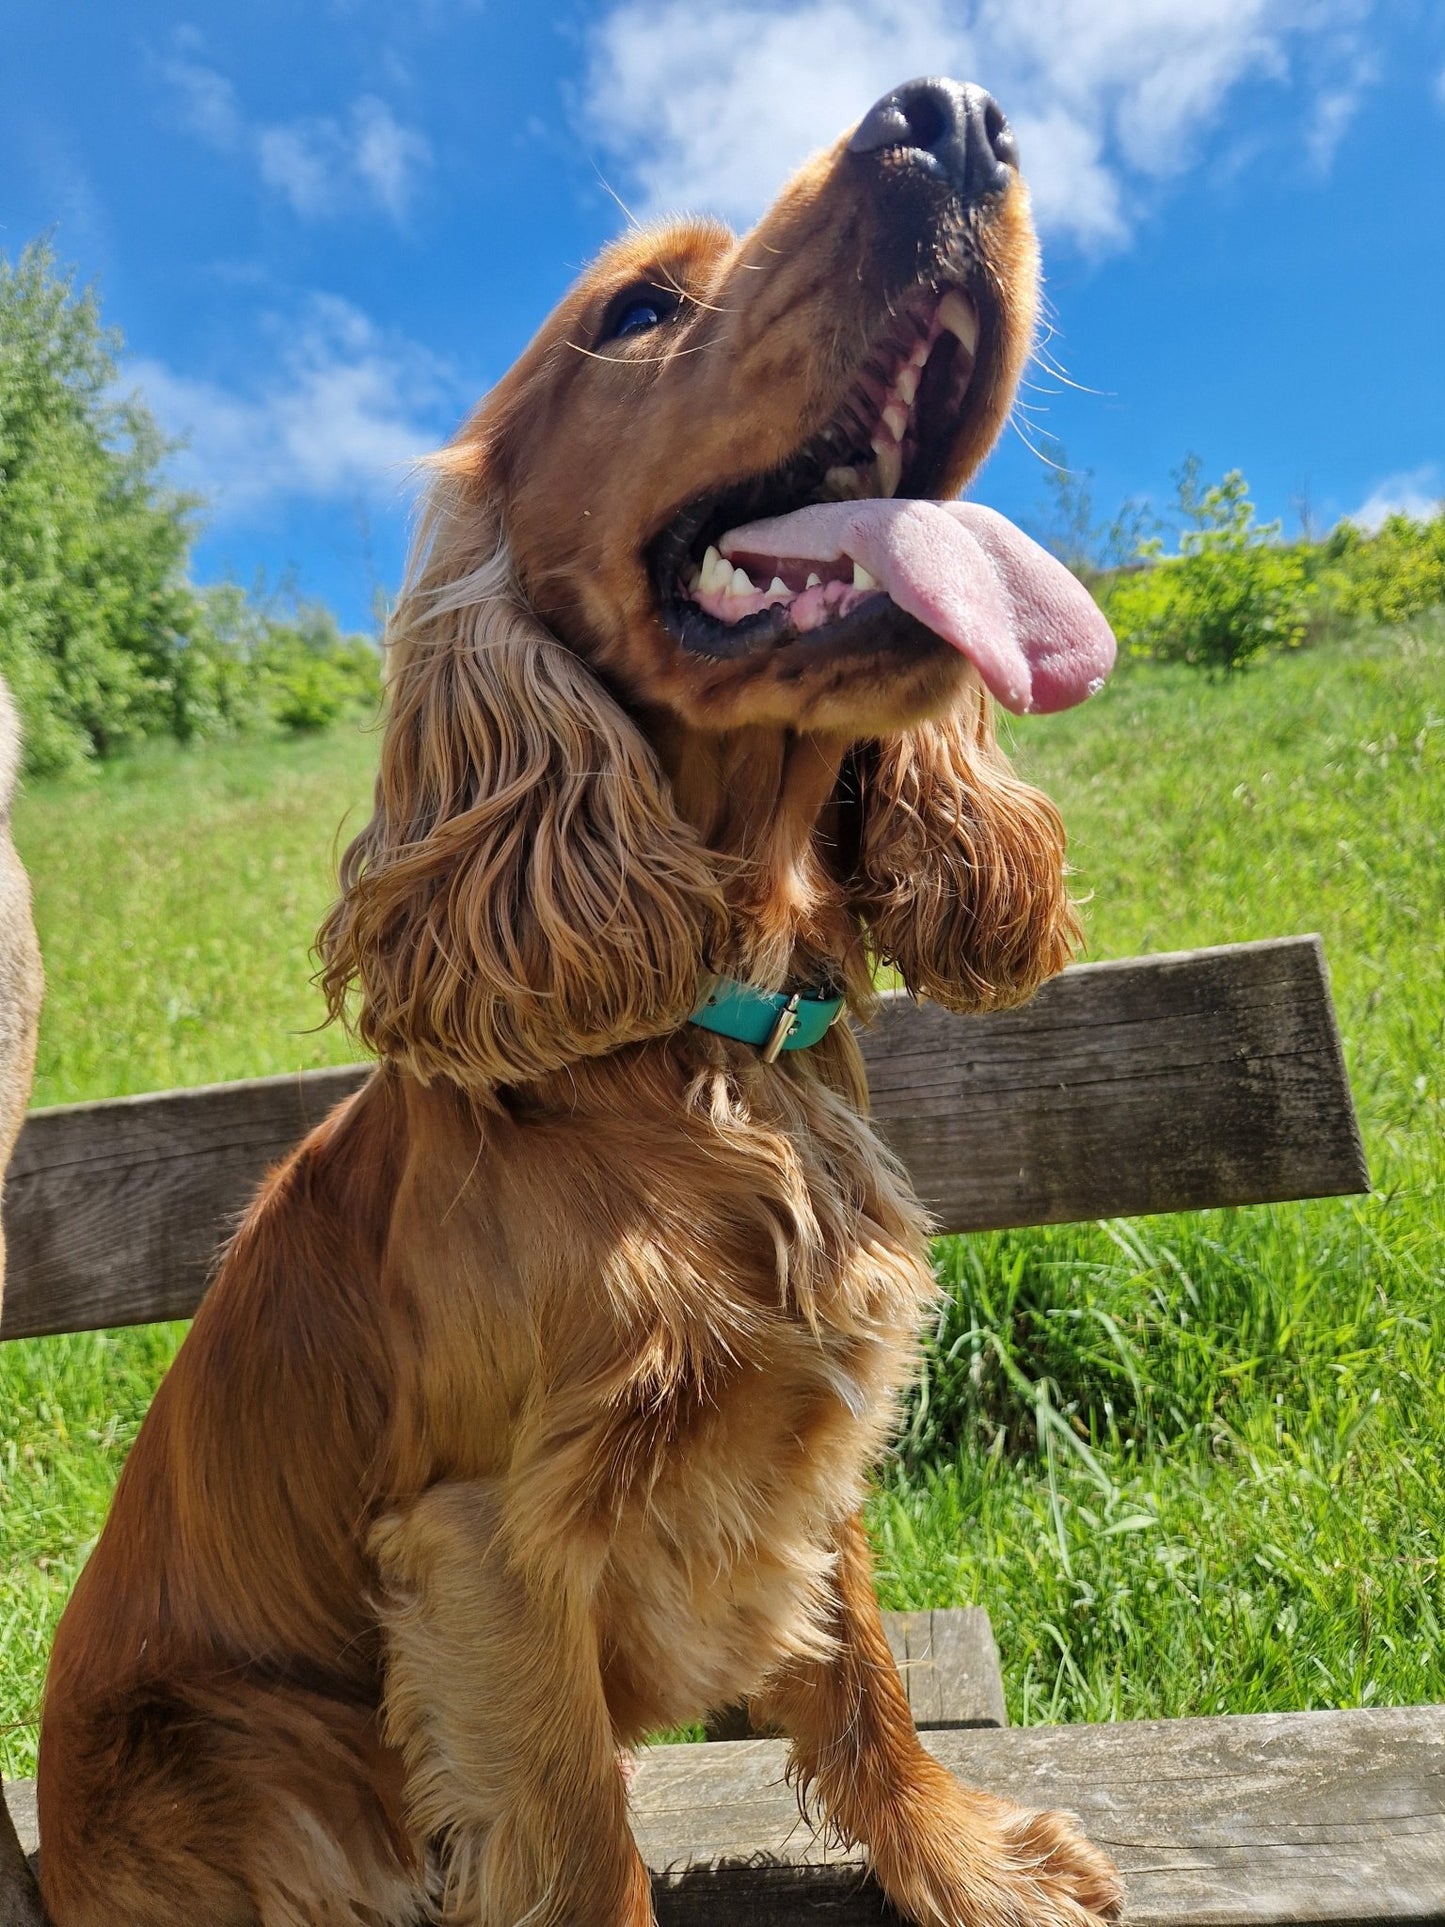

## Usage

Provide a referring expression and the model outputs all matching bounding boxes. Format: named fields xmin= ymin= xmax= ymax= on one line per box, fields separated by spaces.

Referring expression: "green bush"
xmin=1319 ymin=510 xmax=1445 ymax=626
xmin=1101 ymin=464 xmax=1310 ymax=673
xmin=259 ymin=608 xmax=381 ymax=733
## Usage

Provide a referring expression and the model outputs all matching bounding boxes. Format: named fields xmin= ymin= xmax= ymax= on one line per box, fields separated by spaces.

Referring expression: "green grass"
xmin=871 ymin=613 xmax=1445 ymax=1722
xmin=2 ymin=620 xmax=1443 ymax=1771
xmin=17 ymin=725 xmax=379 ymax=1108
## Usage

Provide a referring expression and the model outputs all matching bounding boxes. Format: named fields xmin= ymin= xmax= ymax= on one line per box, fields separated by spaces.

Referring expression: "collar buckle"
xmin=760 ymin=992 xmax=802 ymax=1064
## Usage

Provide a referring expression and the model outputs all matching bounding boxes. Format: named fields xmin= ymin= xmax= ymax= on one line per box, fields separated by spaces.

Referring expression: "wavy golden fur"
xmin=38 ymin=84 xmax=1120 ymax=1927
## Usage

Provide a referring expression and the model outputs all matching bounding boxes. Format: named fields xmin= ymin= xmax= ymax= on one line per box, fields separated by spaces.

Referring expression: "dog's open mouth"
xmin=651 ymin=289 xmax=977 ymax=641
xmin=649 ymin=288 xmax=1116 ymax=715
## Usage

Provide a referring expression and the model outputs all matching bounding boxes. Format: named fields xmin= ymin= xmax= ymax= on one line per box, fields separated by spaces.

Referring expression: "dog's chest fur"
xmin=396 ymin=1041 xmax=937 ymax=1737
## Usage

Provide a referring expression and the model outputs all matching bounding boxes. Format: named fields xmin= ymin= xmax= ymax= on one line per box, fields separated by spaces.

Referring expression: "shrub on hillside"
xmin=186 ymin=587 xmax=381 ymax=738
xmin=260 ymin=608 xmax=381 ymax=732
xmin=1101 ymin=463 xmax=1309 ymax=673
xmin=1319 ymin=509 xmax=1445 ymax=626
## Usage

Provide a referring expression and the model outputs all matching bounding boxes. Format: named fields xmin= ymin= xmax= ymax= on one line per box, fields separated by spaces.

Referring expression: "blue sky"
xmin=4 ymin=0 xmax=1443 ymax=630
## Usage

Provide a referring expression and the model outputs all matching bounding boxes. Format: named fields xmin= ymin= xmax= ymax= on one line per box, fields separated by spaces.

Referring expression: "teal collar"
xmin=689 ymin=973 xmax=846 ymax=1061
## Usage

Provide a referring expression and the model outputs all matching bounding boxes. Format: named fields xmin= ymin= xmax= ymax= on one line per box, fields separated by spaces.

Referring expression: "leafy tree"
xmin=1103 ymin=460 xmax=1309 ymax=673
xmin=0 ymin=240 xmax=198 ymax=771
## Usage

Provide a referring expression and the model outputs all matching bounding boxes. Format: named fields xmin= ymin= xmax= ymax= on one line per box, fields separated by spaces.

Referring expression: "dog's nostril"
xmin=897 ymin=86 xmax=949 ymax=154
xmin=982 ymin=96 xmax=1019 ymax=173
xmin=849 ymin=77 xmax=1018 ymax=207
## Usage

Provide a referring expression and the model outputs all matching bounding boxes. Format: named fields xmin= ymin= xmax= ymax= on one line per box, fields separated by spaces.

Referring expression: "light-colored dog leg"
xmin=752 ymin=1514 xmax=1124 ymax=1927
xmin=373 ymin=1482 xmax=653 ymax=1927
xmin=0 ymin=678 xmax=47 ymax=1925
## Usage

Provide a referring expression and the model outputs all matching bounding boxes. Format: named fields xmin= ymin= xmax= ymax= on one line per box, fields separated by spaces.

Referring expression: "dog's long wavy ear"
xmin=846 ymin=685 xmax=1081 ymax=1014
xmin=318 ymin=483 xmax=728 ymax=1091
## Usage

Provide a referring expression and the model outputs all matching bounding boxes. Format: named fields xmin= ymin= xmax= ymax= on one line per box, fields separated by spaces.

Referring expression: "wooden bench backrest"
xmin=0 ymin=936 xmax=1367 ymax=1343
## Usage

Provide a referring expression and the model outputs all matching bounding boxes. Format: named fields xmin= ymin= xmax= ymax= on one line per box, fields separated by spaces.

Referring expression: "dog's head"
xmin=476 ymin=78 xmax=1046 ymax=735
xmin=321 ymin=81 xmax=1111 ymax=1090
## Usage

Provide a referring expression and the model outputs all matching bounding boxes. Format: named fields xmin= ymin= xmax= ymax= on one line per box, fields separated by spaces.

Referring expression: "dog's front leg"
xmin=750 ymin=1514 xmax=1123 ymax=1927
xmin=372 ymin=1483 xmax=653 ymax=1927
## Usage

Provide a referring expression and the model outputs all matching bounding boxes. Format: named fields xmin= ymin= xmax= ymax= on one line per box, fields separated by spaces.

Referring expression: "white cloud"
xmin=351 ymin=97 xmax=434 ymax=221
xmin=581 ymin=0 xmax=1376 ymax=247
xmin=158 ymin=50 xmax=431 ymax=223
xmin=128 ymin=296 xmax=464 ymax=518
xmin=1349 ymin=466 xmax=1443 ymax=531
xmin=161 ymin=52 xmax=245 ymax=150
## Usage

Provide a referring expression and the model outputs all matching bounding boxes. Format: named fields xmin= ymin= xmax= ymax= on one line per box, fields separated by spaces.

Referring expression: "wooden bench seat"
xmin=9 ymin=1700 xmax=1444 ymax=1924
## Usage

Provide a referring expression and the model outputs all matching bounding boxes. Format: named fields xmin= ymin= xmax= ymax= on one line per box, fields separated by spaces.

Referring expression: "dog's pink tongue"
xmin=720 ymin=500 xmax=1115 ymax=713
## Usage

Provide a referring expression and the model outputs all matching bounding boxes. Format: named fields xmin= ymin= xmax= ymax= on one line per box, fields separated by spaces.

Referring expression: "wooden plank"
xmin=0 ymin=1779 xmax=43 ymax=1926
xmin=707 ymin=1607 xmax=1007 ymax=1741
xmin=865 ymin=935 xmax=1368 ymax=1234
xmin=0 ymin=1066 xmax=369 ymax=1340
xmin=9 ymin=1707 xmax=1444 ymax=1922
xmin=883 ymin=1607 xmax=1008 ymax=1730
xmin=0 ymin=939 xmax=1368 ymax=1343
xmin=632 ymin=1708 xmax=1445 ymax=1926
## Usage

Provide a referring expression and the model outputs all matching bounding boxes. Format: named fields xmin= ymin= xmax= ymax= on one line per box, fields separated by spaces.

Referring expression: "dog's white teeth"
xmin=939 ymin=290 xmax=980 ymax=354
xmin=805 ymin=572 xmax=821 ymax=588
xmin=895 ymin=366 xmax=919 ymax=405
xmin=824 ymin=463 xmax=868 ymax=500
xmin=871 ymin=438 xmax=902 ymax=498
xmin=852 ymin=561 xmax=879 ymax=590
xmin=728 ymin=565 xmax=755 ymax=596
xmin=768 ymin=576 xmax=787 ymax=595
xmin=698 ymin=544 xmax=727 ymax=593
xmin=881 ymin=401 xmax=909 ymax=443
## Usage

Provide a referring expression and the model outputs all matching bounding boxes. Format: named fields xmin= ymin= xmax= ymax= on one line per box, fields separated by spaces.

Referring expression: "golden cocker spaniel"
xmin=38 ymin=77 xmax=1120 ymax=1927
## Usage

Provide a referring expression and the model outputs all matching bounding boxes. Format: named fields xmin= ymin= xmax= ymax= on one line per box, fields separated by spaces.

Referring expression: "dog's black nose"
xmin=849 ymin=78 xmax=1018 ymax=205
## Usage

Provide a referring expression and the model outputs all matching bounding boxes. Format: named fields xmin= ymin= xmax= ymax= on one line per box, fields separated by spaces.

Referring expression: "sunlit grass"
xmin=868 ymin=612 xmax=1445 ymax=1723
xmin=2 ymin=618 xmax=1443 ymax=1770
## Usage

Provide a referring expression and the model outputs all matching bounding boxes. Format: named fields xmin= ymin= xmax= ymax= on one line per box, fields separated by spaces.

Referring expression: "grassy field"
xmin=2 ymin=616 xmax=1442 ymax=1772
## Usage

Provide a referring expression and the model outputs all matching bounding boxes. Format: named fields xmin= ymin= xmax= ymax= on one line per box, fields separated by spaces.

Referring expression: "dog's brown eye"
xmin=597 ymin=284 xmax=682 ymax=345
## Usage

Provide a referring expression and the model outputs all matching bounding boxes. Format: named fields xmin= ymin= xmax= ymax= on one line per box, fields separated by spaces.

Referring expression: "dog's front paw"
xmin=994 ymin=1800 xmax=1124 ymax=1924
xmin=866 ymin=1763 xmax=1123 ymax=1927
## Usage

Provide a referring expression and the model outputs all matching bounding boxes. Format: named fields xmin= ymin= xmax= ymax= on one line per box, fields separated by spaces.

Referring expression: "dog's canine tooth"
xmin=852 ymin=561 xmax=879 ymax=590
xmin=939 ymin=290 xmax=980 ymax=354
xmin=872 ymin=438 xmax=902 ymax=498
xmin=881 ymin=402 xmax=908 ymax=442
xmin=698 ymin=545 xmax=727 ymax=593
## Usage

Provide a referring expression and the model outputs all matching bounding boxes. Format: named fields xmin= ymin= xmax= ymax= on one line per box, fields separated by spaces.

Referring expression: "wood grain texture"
xmin=705 ymin=1607 xmax=1007 ymax=1742
xmin=9 ymin=1706 xmax=1443 ymax=1923
xmin=632 ymin=1707 xmax=1445 ymax=1926
xmin=883 ymin=1607 xmax=1008 ymax=1731
xmin=0 ymin=1065 xmax=369 ymax=1340
xmin=0 ymin=939 xmax=1368 ymax=1343
xmin=863 ymin=936 xmax=1368 ymax=1235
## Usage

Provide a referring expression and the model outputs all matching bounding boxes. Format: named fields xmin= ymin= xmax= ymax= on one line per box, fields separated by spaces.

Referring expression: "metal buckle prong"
xmin=761 ymin=992 xmax=802 ymax=1063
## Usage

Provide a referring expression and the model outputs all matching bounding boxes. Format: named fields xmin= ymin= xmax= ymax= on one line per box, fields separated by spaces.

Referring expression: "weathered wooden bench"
xmin=6 ymin=935 xmax=1431 ymax=1926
